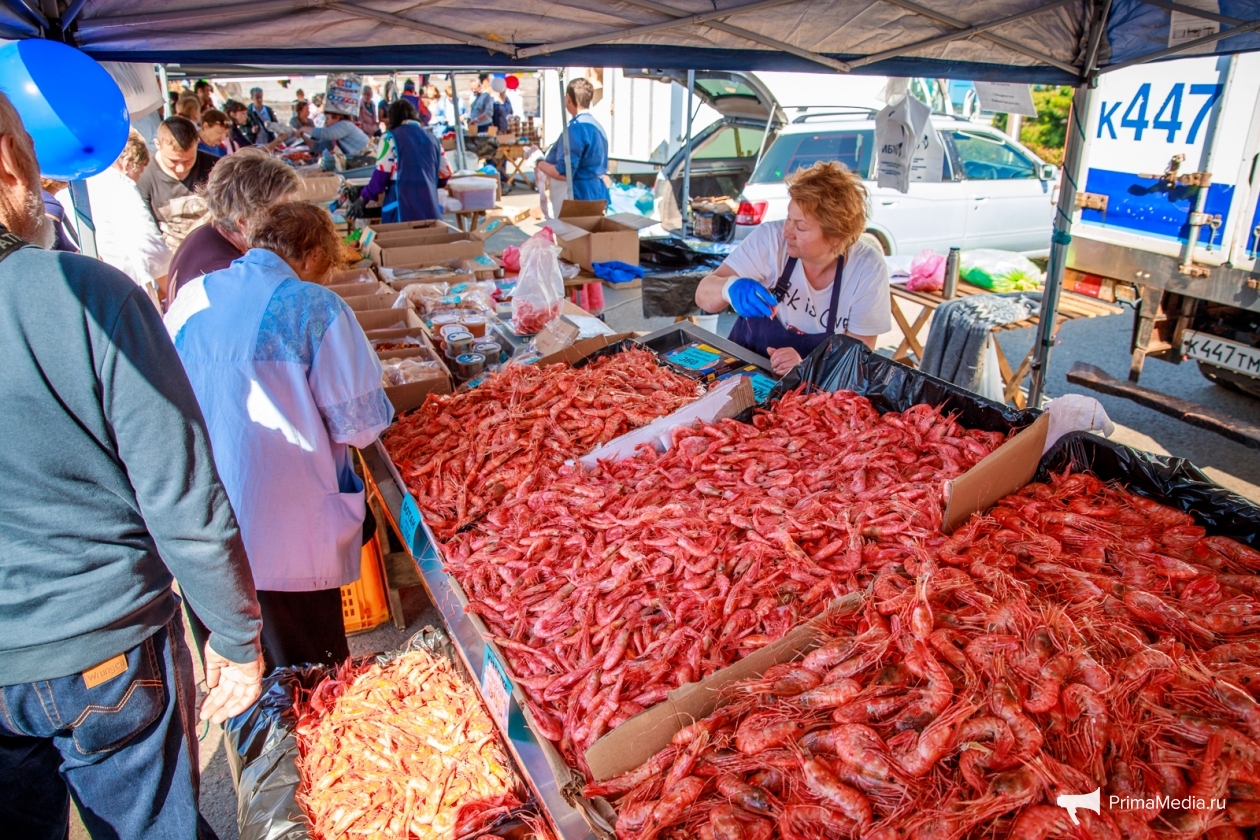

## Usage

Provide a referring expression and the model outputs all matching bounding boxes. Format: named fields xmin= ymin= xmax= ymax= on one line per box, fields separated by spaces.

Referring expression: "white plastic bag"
xmin=512 ymin=228 xmax=565 ymax=334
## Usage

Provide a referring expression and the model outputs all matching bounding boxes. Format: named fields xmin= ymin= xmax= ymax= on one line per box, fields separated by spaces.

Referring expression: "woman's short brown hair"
xmin=786 ymin=161 xmax=869 ymax=251
xmin=247 ymin=202 xmax=341 ymax=268
xmin=201 ymin=108 xmax=229 ymax=128
xmin=200 ymin=148 xmax=300 ymax=232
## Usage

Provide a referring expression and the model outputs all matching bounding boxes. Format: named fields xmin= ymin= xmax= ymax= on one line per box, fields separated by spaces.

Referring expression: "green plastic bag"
xmin=960 ymin=249 xmax=1043 ymax=292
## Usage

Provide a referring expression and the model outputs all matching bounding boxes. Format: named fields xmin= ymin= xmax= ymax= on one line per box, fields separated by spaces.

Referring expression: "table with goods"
xmin=230 ymin=222 xmax=1260 ymax=840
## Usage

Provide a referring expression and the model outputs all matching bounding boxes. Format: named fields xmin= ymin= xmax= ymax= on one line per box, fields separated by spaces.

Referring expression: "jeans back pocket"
xmin=68 ymin=634 xmax=167 ymax=756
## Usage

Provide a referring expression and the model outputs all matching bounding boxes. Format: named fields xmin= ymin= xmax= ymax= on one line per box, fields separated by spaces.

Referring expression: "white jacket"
xmin=83 ymin=167 xmax=173 ymax=293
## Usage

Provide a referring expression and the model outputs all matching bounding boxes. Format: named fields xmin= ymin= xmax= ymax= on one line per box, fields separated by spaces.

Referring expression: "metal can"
xmin=446 ymin=330 xmax=475 ymax=356
xmin=455 ymin=352 xmax=485 ymax=381
xmin=944 ymin=247 xmax=961 ymax=299
xmin=472 ymin=341 xmax=502 ymax=363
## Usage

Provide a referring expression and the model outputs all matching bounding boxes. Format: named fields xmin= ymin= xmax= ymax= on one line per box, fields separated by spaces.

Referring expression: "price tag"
xmin=481 ymin=645 xmax=513 ymax=729
xmin=399 ymin=494 xmax=423 ymax=556
xmin=666 ymin=345 xmax=722 ymax=370
xmin=746 ymin=373 xmax=778 ymax=403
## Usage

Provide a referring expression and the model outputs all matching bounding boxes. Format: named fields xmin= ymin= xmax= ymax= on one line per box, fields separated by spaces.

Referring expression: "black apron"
xmin=728 ymin=253 xmax=846 ymax=358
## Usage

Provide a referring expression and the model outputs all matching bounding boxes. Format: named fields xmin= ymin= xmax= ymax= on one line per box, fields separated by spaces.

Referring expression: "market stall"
xmin=13 ymin=3 xmax=1260 ymax=839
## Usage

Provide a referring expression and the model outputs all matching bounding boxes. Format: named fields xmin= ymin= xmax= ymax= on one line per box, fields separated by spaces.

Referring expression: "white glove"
xmin=1042 ymin=394 xmax=1114 ymax=455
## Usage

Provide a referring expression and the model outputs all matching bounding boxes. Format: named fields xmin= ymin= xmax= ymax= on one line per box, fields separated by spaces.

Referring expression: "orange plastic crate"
xmin=341 ymin=534 xmax=391 ymax=634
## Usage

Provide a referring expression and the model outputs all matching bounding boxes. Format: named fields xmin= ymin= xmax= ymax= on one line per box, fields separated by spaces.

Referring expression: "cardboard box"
xmin=362 ymin=219 xmax=458 ymax=243
xmin=329 ymin=267 xmax=376 ymax=285
xmin=377 ymin=334 xmax=453 ymax=414
xmin=366 ymin=226 xmax=495 ymax=268
xmin=379 ymin=266 xmax=477 ymax=292
xmin=535 ymin=332 xmax=635 ymax=367
xmin=298 ymin=173 xmax=342 ymax=202
xmin=327 ymin=279 xmax=393 ymax=300
xmin=355 ymin=307 xmax=421 ymax=334
xmin=547 ymin=200 xmax=656 ymax=272
xmin=345 ymin=291 xmax=408 ymax=312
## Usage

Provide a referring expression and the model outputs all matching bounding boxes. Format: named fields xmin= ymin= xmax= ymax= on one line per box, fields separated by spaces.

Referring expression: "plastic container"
xmin=454 ymin=352 xmax=486 ymax=381
xmin=447 ymin=330 xmax=475 ymax=356
xmin=340 ymin=534 xmax=390 ymax=633
xmin=473 ymin=340 xmax=502 ymax=364
xmin=461 ymin=313 xmax=488 ymax=337
xmin=431 ymin=311 xmax=462 ymax=329
xmin=446 ymin=176 xmax=499 ymax=211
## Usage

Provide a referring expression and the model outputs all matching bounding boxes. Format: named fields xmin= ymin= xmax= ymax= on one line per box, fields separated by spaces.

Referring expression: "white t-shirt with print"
xmin=722 ymin=221 xmax=892 ymax=337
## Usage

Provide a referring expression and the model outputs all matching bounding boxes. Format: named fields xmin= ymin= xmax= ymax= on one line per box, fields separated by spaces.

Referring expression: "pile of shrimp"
xmin=294 ymin=650 xmax=527 ymax=839
xmin=587 ymin=472 xmax=1260 ymax=840
xmin=442 ymin=388 xmax=1008 ymax=773
xmin=383 ymin=348 xmax=701 ymax=539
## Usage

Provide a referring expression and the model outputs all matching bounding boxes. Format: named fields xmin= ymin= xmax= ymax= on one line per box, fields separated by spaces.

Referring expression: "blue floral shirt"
xmin=165 ymin=249 xmax=392 ymax=591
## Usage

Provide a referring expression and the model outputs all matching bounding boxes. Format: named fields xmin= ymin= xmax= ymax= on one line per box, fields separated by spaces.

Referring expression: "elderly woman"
xmin=166 ymin=148 xmax=299 ymax=308
xmin=165 ymin=202 xmax=392 ymax=671
xmin=695 ymin=161 xmax=891 ymax=375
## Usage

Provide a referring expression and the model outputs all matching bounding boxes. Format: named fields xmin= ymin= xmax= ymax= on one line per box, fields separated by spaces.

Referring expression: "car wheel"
xmin=862 ymin=231 xmax=890 ymax=255
xmin=1197 ymin=361 xmax=1260 ymax=399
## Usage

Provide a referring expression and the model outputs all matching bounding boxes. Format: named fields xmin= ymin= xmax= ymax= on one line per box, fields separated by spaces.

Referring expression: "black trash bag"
xmin=1040 ymin=432 xmax=1260 ymax=546
xmin=641 ymin=272 xmax=708 ymax=318
xmin=774 ymin=333 xmax=1040 ymax=434
xmin=224 ymin=627 xmax=537 ymax=840
xmin=639 ymin=237 xmax=724 ymax=270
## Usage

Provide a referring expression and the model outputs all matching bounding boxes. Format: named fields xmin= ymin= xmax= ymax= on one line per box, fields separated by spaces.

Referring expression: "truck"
xmin=1065 ymin=53 xmax=1260 ymax=403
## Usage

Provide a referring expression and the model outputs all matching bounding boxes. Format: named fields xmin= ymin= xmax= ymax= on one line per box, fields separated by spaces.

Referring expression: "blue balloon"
xmin=0 ymin=40 xmax=129 ymax=180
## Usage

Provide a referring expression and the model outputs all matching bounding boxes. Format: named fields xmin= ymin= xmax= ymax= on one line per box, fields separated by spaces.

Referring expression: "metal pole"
xmin=752 ymin=105 xmax=777 ymax=172
xmin=558 ymin=69 xmax=574 ymax=202
xmin=68 ymin=179 xmax=97 ymax=259
xmin=681 ymin=69 xmax=695 ymax=232
xmin=1007 ymin=113 xmax=1023 ymax=142
xmin=158 ymin=64 xmax=171 ymax=118
xmin=449 ymin=71 xmax=467 ymax=171
xmin=1028 ymin=84 xmax=1092 ymax=406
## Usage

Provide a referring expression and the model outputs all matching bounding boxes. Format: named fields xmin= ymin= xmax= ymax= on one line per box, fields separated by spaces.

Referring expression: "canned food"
xmin=446 ymin=330 xmax=475 ymax=356
xmin=454 ymin=352 xmax=486 ymax=380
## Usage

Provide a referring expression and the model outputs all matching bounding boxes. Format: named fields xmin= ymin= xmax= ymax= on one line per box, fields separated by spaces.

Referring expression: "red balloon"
xmin=505 ymin=75 xmax=520 ymax=90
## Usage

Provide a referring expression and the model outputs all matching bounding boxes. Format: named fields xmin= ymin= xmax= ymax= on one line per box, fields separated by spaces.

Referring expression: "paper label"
xmin=1168 ymin=1 xmax=1221 ymax=53
xmin=481 ymin=646 xmax=513 ymax=728
xmin=666 ymin=345 xmax=722 ymax=370
xmin=973 ymin=82 xmax=1038 ymax=117
xmin=399 ymin=494 xmax=423 ymax=556
xmin=324 ymin=73 xmax=363 ymax=117
xmin=83 ymin=654 xmax=127 ymax=689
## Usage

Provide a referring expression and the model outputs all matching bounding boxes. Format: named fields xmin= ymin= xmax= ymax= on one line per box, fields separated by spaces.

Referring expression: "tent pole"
xmin=158 ymin=64 xmax=171 ymax=118
xmin=681 ymin=69 xmax=695 ymax=233
xmin=450 ymin=70 xmax=467 ymax=170
xmin=1028 ymin=83 xmax=1092 ymax=406
xmin=559 ymin=69 xmax=574 ymax=202
xmin=68 ymin=179 xmax=97 ymax=260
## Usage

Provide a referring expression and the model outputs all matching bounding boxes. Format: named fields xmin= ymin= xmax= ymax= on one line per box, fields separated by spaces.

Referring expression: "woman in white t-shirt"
xmin=696 ymin=161 xmax=891 ymax=375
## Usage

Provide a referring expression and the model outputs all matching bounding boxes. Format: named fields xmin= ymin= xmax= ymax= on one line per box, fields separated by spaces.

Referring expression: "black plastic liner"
xmin=775 ymin=333 xmax=1040 ymax=434
xmin=225 ymin=627 xmax=539 ymax=840
xmin=1040 ymin=432 xmax=1260 ymax=546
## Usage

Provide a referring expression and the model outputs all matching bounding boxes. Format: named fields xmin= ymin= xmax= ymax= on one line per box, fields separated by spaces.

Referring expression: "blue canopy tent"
xmin=7 ymin=0 xmax=1260 ymax=403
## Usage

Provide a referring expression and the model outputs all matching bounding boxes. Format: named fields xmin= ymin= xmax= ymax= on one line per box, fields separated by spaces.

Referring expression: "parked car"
xmin=740 ymin=113 xmax=1058 ymax=256
xmin=644 ymin=70 xmax=1057 ymax=257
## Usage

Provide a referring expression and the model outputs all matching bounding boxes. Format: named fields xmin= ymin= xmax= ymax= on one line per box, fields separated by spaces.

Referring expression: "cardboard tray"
xmin=377 ymin=333 xmax=453 ymax=414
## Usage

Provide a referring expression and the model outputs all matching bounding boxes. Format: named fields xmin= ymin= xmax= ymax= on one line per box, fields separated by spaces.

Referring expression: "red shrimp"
xmin=791 ymin=678 xmax=862 ymax=710
xmin=1123 ymin=590 xmax=1215 ymax=641
xmin=891 ymin=641 xmax=954 ymax=730
xmin=956 ymin=715 xmax=1015 ymax=791
xmin=989 ymin=679 xmax=1044 ymax=761
xmin=644 ymin=774 xmax=705 ymax=837
xmin=583 ymin=746 xmax=679 ymax=798
xmin=800 ymin=756 xmax=874 ymax=829
xmin=734 ymin=710 xmax=810 ymax=755
xmin=894 ymin=702 xmax=975 ymax=777
xmin=714 ymin=775 xmax=776 ymax=815
xmin=1006 ymin=804 xmax=1074 ymax=839
xmin=1023 ymin=652 xmax=1073 ymax=714
xmin=708 ymin=803 xmax=771 ymax=840
xmin=778 ymin=804 xmax=855 ymax=840
xmin=1062 ymin=683 xmax=1109 ymax=784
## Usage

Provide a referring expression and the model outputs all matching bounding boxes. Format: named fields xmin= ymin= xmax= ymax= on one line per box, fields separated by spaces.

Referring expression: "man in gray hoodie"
xmin=0 ymin=92 xmax=263 ymax=838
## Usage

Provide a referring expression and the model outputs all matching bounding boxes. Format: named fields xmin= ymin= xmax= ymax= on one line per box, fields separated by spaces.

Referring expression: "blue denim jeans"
xmin=0 ymin=617 xmax=218 ymax=839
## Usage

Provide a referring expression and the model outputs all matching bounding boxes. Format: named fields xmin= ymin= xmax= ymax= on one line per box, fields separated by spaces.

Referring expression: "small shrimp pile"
xmin=383 ymin=348 xmax=701 ymax=538
xmin=443 ymin=389 xmax=1007 ymax=772
xmin=295 ymin=651 xmax=526 ymax=839
xmin=587 ymin=473 xmax=1260 ymax=840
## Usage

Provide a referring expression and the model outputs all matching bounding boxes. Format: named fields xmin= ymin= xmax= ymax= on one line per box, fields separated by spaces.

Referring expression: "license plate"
xmin=1182 ymin=330 xmax=1260 ymax=379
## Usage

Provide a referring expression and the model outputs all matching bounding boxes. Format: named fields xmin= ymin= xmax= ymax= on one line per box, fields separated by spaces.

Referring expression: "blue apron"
xmin=728 ymin=254 xmax=845 ymax=358
xmin=381 ymin=122 xmax=442 ymax=223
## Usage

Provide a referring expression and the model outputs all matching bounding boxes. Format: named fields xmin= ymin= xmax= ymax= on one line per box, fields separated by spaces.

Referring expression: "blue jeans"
xmin=0 ymin=618 xmax=217 ymax=839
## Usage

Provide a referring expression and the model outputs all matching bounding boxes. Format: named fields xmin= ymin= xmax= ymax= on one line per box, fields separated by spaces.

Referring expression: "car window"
xmin=947 ymin=130 xmax=1037 ymax=180
xmin=749 ymin=130 xmax=873 ymax=183
xmin=693 ymin=125 xmax=767 ymax=160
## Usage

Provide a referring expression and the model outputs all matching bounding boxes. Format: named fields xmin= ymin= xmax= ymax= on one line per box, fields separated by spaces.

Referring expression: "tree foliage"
xmin=992 ymin=86 xmax=1072 ymax=165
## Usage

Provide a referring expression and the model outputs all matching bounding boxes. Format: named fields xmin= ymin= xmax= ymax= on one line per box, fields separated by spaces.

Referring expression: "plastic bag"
xmin=960 ymin=249 xmax=1043 ymax=292
xmin=501 ymin=245 xmax=521 ymax=273
xmin=906 ymin=249 xmax=946 ymax=292
xmin=512 ymin=228 xmax=564 ymax=334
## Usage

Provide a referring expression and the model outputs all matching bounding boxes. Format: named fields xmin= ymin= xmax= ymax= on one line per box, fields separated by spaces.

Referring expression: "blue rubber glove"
xmin=722 ymin=277 xmax=777 ymax=318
